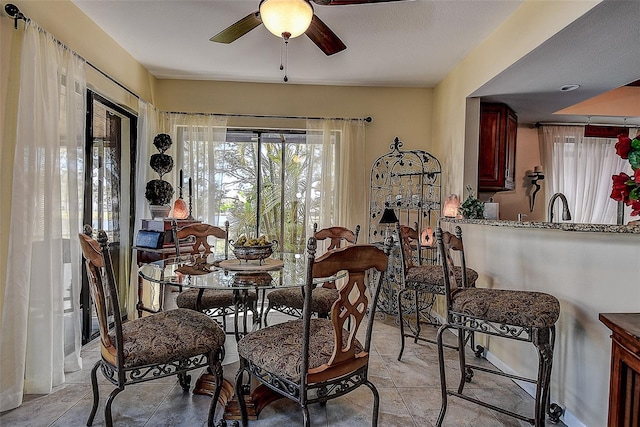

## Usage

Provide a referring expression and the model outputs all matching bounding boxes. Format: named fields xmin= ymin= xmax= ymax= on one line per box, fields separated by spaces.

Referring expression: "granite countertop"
xmin=440 ymin=218 xmax=640 ymax=234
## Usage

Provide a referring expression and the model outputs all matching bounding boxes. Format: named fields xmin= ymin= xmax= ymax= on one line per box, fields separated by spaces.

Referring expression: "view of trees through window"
xmin=180 ymin=128 xmax=337 ymax=254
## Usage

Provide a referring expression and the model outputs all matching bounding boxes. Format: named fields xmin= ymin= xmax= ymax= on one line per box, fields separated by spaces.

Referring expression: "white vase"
xmin=149 ymin=205 xmax=171 ymax=219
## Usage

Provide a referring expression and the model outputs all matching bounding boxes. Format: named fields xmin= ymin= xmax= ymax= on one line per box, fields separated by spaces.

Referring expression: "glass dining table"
xmin=138 ymin=251 xmax=313 ymax=335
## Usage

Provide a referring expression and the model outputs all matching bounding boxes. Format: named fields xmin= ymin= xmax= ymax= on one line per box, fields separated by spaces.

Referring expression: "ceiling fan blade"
xmin=305 ymin=14 xmax=346 ymax=56
xmin=312 ymin=0 xmax=407 ymax=5
xmin=210 ymin=11 xmax=262 ymax=44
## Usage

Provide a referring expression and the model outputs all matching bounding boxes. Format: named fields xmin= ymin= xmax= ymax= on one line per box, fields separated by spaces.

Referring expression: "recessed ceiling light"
xmin=559 ymin=84 xmax=580 ymax=92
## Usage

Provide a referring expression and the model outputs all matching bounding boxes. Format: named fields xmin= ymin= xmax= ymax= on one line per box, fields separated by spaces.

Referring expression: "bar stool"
xmin=396 ymin=222 xmax=478 ymax=360
xmin=435 ymin=226 xmax=563 ymax=426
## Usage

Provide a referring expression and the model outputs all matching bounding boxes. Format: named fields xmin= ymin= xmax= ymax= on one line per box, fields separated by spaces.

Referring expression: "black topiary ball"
xmin=149 ymin=153 xmax=174 ymax=178
xmin=145 ymin=179 xmax=174 ymax=205
xmin=153 ymin=133 xmax=172 ymax=153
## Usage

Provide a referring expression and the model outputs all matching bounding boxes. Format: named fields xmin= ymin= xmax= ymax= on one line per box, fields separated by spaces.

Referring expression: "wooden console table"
xmin=599 ymin=312 xmax=640 ymax=427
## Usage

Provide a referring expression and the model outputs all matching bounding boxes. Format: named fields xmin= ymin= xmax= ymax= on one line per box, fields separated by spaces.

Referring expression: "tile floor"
xmin=1 ymin=303 xmax=567 ymax=427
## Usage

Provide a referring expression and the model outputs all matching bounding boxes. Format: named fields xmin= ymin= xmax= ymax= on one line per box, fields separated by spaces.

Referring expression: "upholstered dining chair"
xmin=435 ymin=226 xmax=562 ymax=426
xmin=263 ymin=223 xmax=360 ymax=325
xmin=396 ymin=222 xmax=478 ymax=360
xmin=79 ymin=226 xmax=225 ymax=427
xmin=234 ymin=236 xmax=392 ymax=427
xmin=173 ymin=221 xmax=259 ymax=338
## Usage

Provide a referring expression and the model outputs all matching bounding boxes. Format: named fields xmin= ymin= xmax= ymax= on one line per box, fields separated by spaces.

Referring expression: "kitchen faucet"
xmin=547 ymin=192 xmax=572 ymax=223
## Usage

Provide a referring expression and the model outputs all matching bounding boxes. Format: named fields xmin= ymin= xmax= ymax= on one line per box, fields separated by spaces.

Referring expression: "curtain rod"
xmin=165 ymin=111 xmax=373 ymax=123
xmin=535 ymin=121 xmax=638 ymax=128
xmin=4 ymin=3 xmax=143 ymax=102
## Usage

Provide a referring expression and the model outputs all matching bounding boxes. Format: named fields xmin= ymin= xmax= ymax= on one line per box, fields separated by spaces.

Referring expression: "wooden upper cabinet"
xmin=478 ymin=102 xmax=517 ymax=191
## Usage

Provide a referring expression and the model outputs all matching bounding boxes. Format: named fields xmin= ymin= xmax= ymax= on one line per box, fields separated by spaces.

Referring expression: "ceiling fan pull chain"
xmin=280 ymin=39 xmax=284 ymax=72
xmin=282 ymin=37 xmax=289 ymax=83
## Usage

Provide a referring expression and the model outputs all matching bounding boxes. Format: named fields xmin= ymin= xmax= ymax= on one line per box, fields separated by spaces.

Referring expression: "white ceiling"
xmin=72 ymin=0 xmax=640 ymax=125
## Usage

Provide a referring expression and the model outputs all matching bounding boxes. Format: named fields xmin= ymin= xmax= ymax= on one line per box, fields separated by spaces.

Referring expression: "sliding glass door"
xmin=81 ymin=91 xmax=136 ymax=343
xmin=179 ymin=128 xmax=335 ymax=254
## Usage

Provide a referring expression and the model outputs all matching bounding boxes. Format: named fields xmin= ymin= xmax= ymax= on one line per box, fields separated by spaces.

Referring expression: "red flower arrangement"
xmin=610 ymin=134 xmax=640 ymax=216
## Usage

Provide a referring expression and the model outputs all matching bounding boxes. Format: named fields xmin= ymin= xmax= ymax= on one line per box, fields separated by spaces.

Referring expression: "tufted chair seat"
xmin=237 ymin=318 xmax=363 ymax=381
xmin=265 ymin=287 xmax=338 ymax=317
xmin=176 ymin=289 xmax=258 ymax=312
xmin=106 ymin=308 xmax=226 ymax=368
xmin=450 ymin=288 xmax=559 ymax=329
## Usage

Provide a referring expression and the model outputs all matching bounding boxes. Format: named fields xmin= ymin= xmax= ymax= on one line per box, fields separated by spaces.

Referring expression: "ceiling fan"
xmin=210 ymin=0 xmax=407 ymax=56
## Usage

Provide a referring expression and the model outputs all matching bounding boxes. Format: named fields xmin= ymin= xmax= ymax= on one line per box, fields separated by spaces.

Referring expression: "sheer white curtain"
xmin=167 ymin=113 xmax=228 ymax=225
xmin=1 ymin=21 xmax=86 ymax=411
xmin=127 ymin=100 xmax=163 ymax=318
xmin=541 ymin=125 xmax=634 ymax=224
xmin=306 ymin=119 xmax=366 ymax=233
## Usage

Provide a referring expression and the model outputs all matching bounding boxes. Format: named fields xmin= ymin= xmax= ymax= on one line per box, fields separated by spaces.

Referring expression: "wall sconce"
xmin=443 ymin=194 xmax=461 ymax=218
xmin=528 ymin=166 xmax=545 ymax=212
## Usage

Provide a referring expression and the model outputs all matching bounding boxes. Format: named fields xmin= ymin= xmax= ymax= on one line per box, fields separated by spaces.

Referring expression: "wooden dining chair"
xmin=234 ymin=235 xmax=392 ymax=427
xmin=173 ymin=221 xmax=259 ymax=338
xmin=263 ymin=223 xmax=360 ymax=325
xmin=396 ymin=222 xmax=478 ymax=360
xmin=79 ymin=226 xmax=225 ymax=427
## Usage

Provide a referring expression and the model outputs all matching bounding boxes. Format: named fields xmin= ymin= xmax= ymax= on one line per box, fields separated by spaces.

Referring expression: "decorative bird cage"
xmin=369 ymin=137 xmax=442 ymax=316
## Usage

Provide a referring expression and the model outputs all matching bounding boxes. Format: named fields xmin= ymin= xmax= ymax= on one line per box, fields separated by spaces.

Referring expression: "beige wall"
xmin=431 ymin=1 xmax=601 ymax=200
xmin=156 ymin=79 xmax=433 ymax=231
xmin=11 ymin=0 xmax=158 ymax=105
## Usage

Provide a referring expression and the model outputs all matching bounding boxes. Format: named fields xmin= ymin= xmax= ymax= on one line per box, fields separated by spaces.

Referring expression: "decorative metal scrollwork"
xmin=99 ymin=354 xmax=210 ymax=387
xmin=451 ymin=312 xmax=533 ymax=342
xmin=369 ymin=137 xmax=442 ymax=316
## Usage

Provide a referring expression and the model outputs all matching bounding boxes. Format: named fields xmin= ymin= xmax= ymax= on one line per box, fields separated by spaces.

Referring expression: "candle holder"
xmin=172 ymin=169 xmax=189 ymax=219
xmin=187 ymin=177 xmax=194 ymax=220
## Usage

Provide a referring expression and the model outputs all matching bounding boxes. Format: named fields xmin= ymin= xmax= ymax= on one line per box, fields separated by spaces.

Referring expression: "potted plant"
xmin=459 ymin=185 xmax=485 ymax=219
xmin=145 ymin=133 xmax=174 ymax=218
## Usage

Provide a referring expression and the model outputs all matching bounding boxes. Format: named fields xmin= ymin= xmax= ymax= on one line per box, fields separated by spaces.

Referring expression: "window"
xmin=543 ymin=125 xmax=632 ymax=224
xmin=179 ymin=127 xmax=339 ymax=253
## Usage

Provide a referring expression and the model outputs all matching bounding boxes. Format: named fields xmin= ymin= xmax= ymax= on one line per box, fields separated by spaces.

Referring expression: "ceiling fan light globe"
xmin=260 ymin=0 xmax=313 ymax=39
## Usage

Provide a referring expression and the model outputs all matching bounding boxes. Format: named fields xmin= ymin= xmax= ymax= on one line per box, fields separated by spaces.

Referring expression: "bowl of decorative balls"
xmin=230 ymin=235 xmax=278 ymax=264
